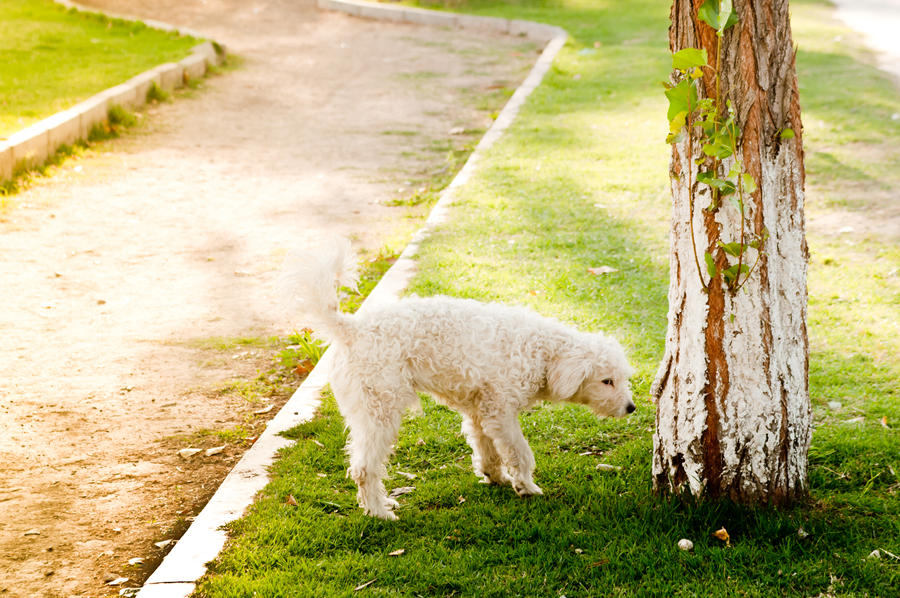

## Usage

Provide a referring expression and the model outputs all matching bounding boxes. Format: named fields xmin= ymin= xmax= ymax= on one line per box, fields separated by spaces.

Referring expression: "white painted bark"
xmin=652 ymin=0 xmax=811 ymax=505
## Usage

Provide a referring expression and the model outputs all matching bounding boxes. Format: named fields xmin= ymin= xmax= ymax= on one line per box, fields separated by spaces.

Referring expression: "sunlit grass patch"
xmin=0 ymin=0 xmax=197 ymax=137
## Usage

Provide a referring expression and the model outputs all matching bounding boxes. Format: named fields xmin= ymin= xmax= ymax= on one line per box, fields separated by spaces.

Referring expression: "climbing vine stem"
xmin=663 ymin=0 xmax=780 ymax=295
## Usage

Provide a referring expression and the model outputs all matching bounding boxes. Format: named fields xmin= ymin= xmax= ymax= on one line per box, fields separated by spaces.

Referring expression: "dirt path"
xmin=0 ymin=2 xmax=536 ymax=595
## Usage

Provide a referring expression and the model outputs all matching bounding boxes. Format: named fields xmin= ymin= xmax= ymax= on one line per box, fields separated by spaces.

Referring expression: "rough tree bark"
xmin=651 ymin=0 xmax=811 ymax=505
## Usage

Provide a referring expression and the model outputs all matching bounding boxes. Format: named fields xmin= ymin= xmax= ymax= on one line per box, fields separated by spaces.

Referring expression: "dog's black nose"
xmin=626 ymin=402 xmax=636 ymax=414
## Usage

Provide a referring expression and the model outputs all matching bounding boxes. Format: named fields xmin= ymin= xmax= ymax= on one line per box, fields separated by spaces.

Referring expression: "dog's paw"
xmin=384 ymin=496 xmax=400 ymax=509
xmin=481 ymin=469 xmax=512 ymax=486
xmin=513 ymin=480 xmax=543 ymax=497
xmin=367 ymin=507 xmax=399 ymax=521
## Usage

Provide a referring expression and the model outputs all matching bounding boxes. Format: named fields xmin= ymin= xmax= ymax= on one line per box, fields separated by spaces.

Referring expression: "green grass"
xmin=0 ymin=0 xmax=198 ymax=137
xmin=197 ymin=1 xmax=899 ymax=596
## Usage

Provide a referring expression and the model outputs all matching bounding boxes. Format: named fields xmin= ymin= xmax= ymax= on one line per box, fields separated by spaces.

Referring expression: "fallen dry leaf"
xmin=588 ymin=266 xmax=619 ymax=276
xmin=253 ymin=404 xmax=274 ymax=415
xmin=388 ymin=549 xmax=405 ymax=556
xmin=106 ymin=577 xmax=129 ymax=587
xmin=354 ymin=579 xmax=376 ymax=591
xmin=881 ymin=416 xmax=889 ymax=429
xmin=205 ymin=445 xmax=226 ymax=457
xmin=389 ymin=486 xmax=416 ymax=498
xmin=595 ymin=463 xmax=621 ymax=472
xmin=286 ymin=495 xmax=299 ymax=507
xmin=177 ymin=448 xmax=202 ymax=460
xmin=712 ymin=527 xmax=731 ymax=546
xmin=295 ymin=359 xmax=315 ymax=376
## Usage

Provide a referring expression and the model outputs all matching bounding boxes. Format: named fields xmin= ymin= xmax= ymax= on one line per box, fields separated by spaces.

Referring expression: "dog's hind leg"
xmin=481 ymin=412 xmax=543 ymax=497
xmin=342 ymin=388 xmax=410 ymax=521
xmin=461 ymin=414 xmax=510 ymax=486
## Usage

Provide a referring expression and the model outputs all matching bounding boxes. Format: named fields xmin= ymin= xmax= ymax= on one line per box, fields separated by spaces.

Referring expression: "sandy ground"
xmin=0 ymin=1 xmax=536 ymax=595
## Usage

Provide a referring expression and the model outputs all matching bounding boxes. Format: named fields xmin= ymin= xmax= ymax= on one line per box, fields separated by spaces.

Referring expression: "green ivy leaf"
xmin=669 ymin=110 xmax=687 ymax=134
xmin=666 ymin=129 xmax=686 ymax=144
xmin=672 ymin=48 xmax=708 ymax=71
xmin=723 ymin=263 xmax=750 ymax=283
xmin=702 ymin=140 xmax=733 ymax=159
xmin=697 ymin=170 xmax=736 ymax=194
xmin=717 ymin=241 xmax=745 ymax=257
xmin=704 ymin=251 xmax=718 ymax=279
xmin=664 ymin=78 xmax=697 ymax=123
xmin=780 ymin=128 xmax=795 ymax=140
xmin=741 ymin=172 xmax=757 ymax=194
xmin=698 ymin=118 xmax=717 ymax=136
xmin=699 ymin=0 xmax=739 ymax=35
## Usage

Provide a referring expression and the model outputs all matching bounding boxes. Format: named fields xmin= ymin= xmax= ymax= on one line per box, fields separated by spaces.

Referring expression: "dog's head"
xmin=546 ymin=333 xmax=636 ymax=417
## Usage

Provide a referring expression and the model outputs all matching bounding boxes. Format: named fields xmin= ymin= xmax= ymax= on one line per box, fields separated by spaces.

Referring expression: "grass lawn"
xmin=0 ymin=0 xmax=198 ymax=138
xmin=197 ymin=1 xmax=899 ymax=596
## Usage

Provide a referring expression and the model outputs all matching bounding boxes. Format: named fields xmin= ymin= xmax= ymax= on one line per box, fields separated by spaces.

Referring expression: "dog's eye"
xmin=601 ymin=378 xmax=614 ymax=387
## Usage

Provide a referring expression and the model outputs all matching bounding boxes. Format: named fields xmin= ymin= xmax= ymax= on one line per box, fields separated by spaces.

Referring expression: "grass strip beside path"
xmin=197 ymin=1 xmax=899 ymax=596
xmin=0 ymin=0 xmax=197 ymax=137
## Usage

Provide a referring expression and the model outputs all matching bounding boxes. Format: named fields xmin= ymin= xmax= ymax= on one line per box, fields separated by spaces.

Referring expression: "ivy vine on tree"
xmin=663 ymin=0 xmax=792 ymax=294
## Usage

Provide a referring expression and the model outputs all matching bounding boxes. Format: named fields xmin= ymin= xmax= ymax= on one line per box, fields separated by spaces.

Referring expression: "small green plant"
xmin=107 ymin=104 xmax=137 ymax=127
xmin=278 ymin=329 xmax=328 ymax=374
xmin=146 ymin=81 xmax=169 ymax=103
xmin=663 ymin=0 xmax=773 ymax=294
xmin=88 ymin=104 xmax=138 ymax=142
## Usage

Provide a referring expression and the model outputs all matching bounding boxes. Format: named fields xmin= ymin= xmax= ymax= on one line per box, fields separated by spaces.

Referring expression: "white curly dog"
xmin=282 ymin=238 xmax=636 ymax=520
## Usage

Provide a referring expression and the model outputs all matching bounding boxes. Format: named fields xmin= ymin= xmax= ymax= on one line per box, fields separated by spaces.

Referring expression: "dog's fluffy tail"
xmin=278 ymin=235 xmax=358 ymax=342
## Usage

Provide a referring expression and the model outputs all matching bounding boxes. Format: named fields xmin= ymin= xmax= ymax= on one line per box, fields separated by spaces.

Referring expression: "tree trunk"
xmin=651 ymin=0 xmax=810 ymax=505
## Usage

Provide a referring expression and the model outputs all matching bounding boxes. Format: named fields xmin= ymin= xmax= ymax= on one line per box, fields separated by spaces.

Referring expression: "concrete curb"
xmin=136 ymin=2 xmax=567 ymax=596
xmin=0 ymin=2 xmax=225 ymax=185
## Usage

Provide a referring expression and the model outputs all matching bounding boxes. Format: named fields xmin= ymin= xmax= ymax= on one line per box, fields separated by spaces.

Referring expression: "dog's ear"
xmin=546 ymin=350 xmax=592 ymax=400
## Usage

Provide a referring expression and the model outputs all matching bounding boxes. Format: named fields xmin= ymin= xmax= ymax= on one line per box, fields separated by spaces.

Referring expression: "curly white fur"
xmin=283 ymin=238 xmax=636 ymax=520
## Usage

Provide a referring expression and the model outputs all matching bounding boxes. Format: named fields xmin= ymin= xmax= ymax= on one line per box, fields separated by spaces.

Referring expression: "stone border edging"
xmin=0 ymin=1 xmax=225 ymax=185
xmin=136 ymin=2 xmax=567 ymax=596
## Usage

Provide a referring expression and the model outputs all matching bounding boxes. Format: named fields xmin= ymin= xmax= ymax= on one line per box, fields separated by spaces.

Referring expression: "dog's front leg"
xmin=481 ymin=414 xmax=542 ymax=497
xmin=461 ymin=414 xmax=511 ymax=486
